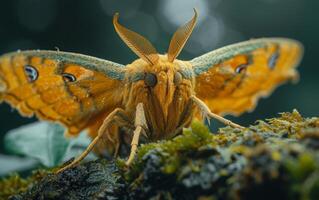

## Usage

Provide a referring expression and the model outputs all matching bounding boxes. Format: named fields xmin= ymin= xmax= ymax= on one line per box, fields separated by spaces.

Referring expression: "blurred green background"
xmin=0 ymin=0 xmax=318 ymax=174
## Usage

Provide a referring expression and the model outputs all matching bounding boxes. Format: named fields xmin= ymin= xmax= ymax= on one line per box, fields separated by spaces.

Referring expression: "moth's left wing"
xmin=0 ymin=50 xmax=126 ymax=136
xmin=189 ymin=38 xmax=303 ymax=116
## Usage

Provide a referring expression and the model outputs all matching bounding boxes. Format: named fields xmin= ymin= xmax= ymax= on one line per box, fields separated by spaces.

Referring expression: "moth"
xmin=0 ymin=10 xmax=303 ymax=173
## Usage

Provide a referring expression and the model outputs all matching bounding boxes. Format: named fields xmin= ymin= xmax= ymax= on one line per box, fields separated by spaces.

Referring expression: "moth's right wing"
xmin=189 ymin=38 xmax=303 ymax=116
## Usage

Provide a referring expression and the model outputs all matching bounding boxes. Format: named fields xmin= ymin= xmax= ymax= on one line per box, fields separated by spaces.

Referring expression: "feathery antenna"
xmin=167 ymin=9 xmax=198 ymax=62
xmin=113 ymin=13 xmax=159 ymax=65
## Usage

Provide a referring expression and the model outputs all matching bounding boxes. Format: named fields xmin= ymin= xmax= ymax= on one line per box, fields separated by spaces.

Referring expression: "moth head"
xmin=127 ymin=56 xmax=193 ymax=119
xmin=113 ymin=9 xmax=197 ymax=66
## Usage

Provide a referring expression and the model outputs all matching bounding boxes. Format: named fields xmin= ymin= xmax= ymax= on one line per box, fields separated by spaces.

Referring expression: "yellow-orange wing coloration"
xmin=0 ymin=50 xmax=125 ymax=136
xmin=189 ymin=38 xmax=303 ymax=116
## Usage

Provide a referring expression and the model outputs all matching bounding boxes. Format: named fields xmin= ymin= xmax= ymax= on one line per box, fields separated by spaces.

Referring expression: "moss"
xmin=2 ymin=110 xmax=319 ymax=199
xmin=0 ymin=170 xmax=48 ymax=200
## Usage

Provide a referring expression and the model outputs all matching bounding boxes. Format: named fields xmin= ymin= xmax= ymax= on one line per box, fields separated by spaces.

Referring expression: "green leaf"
xmin=4 ymin=122 xmax=70 ymax=167
xmin=63 ymin=130 xmax=97 ymax=162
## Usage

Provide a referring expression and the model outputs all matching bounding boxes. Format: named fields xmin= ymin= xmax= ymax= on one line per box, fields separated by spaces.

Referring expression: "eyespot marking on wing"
xmin=234 ymin=54 xmax=253 ymax=74
xmin=62 ymin=73 xmax=77 ymax=82
xmin=24 ymin=65 xmax=38 ymax=82
xmin=235 ymin=64 xmax=248 ymax=74
xmin=268 ymin=51 xmax=280 ymax=69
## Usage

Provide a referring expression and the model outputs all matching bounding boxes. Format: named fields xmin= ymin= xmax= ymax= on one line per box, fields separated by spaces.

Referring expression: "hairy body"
xmin=124 ymin=56 xmax=195 ymax=140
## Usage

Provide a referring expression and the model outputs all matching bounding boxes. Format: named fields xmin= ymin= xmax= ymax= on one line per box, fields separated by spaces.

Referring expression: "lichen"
xmin=2 ymin=110 xmax=319 ymax=200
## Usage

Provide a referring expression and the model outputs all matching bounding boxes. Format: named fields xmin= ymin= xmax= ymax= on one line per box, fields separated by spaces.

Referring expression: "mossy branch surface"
xmin=2 ymin=110 xmax=319 ymax=200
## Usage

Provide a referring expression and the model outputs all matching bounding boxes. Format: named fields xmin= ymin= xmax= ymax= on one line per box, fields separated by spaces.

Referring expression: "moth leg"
xmin=56 ymin=108 xmax=126 ymax=174
xmin=111 ymin=113 xmax=135 ymax=157
xmin=173 ymin=99 xmax=195 ymax=136
xmin=126 ymin=103 xmax=148 ymax=166
xmin=190 ymin=95 xmax=245 ymax=129
xmin=113 ymin=141 xmax=121 ymax=157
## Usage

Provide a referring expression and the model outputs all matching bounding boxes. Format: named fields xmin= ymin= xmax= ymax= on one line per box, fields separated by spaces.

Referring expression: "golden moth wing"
xmin=0 ymin=50 xmax=126 ymax=136
xmin=190 ymin=38 xmax=303 ymax=116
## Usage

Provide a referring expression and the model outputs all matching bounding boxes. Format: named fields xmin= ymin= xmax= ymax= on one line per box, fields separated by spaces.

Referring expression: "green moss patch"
xmin=2 ymin=110 xmax=319 ymax=200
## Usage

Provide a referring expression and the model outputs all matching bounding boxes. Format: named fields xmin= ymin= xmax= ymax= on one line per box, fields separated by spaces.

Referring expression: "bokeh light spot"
xmin=158 ymin=0 xmax=210 ymax=27
xmin=185 ymin=15 xmax=225 ymax=55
